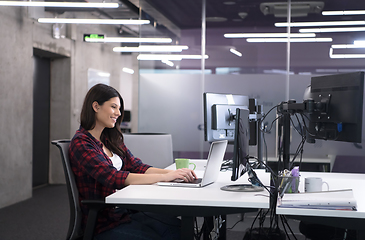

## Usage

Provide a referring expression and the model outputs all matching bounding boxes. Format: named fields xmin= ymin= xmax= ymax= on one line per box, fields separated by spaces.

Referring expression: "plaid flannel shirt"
xmin=69 ymin=126 xmax=151 ymax=235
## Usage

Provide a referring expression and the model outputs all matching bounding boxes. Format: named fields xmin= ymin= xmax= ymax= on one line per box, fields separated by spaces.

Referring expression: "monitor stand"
xmin=220 ymin=184 xmax=264 ymax=192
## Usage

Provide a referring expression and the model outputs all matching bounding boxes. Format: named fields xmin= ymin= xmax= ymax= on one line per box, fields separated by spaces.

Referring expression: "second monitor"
xmin=221 ymin=108 xmax=264 ymax=192
xmin=231 ymin=108 xmax=250 ymax=181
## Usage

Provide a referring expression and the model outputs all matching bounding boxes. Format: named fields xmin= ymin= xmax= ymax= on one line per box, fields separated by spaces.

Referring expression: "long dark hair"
xmin=80 ymin=83 xmax=125 ymax=157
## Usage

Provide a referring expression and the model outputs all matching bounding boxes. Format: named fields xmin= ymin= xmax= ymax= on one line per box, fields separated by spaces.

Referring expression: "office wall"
xmin=139 ymin=74 xmax=365 ymax=159
xmin=0 ymin=7 xmax=34 ymax=209
xmin=0 ymin=7 xmax=137 ymax=208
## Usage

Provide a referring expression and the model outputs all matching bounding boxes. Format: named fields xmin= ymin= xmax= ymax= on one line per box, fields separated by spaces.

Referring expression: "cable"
xmin=248 ymin=209 xmax=262 ymax=238
xmin=260 ymin=104 xmax=281 ymax=123
xmin=248 ymin=156 xmax=277 ymax=178
xmin=280 ymin=215 xmax=291 ymax=240
xmin=226 ymin=217 xmax=243 ymax=230
xmin=245 ymin=160 xmax=274 ymax=197
xmin=280 ymin=215 xmax=298 ymax=240
xmin=260 ymin=115 xmax=282 ymax=134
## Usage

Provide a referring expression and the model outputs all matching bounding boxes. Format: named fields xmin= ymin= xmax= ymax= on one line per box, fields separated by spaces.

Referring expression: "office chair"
xmin=123 ymin=133 xmax=174 ymax=168
xmin=52 ymin=140 xmax=109 ymax=240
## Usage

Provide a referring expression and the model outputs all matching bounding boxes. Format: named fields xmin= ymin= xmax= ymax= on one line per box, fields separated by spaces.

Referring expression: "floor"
xmin=0 ymin=184 xmax=307 ymax=240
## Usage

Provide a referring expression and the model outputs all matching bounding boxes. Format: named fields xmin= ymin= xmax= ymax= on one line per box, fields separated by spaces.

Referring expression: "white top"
xmin=109 ymin=153 xmax=123 ymax=171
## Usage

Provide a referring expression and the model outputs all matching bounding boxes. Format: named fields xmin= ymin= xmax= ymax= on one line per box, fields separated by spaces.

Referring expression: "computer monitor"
xmin=231 ymin=108 xmax=250 ymax=181
xmin=277 ymin=71 xmax=364 ymax=170
xmin=221 ymin=107 xmax=264 ymax=192
xmin=203 ymin=92 xmax=250 ymax=143
xmin=304 ymin=71 xmax=364 ymax=143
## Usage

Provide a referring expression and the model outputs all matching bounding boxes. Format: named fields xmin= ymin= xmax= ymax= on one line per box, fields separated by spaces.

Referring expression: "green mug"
xmin=175 ymin=158 xmax=196 ymax=170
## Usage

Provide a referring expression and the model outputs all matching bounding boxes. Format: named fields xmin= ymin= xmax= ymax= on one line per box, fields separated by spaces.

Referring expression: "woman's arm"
xmin=145 ymin=167 xmax=172 ymax=174
xmin=124 ymin=167 xmax=197 ymax=186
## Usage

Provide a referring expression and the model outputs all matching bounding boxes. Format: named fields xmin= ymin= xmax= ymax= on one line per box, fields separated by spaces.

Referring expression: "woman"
xmin=69 ymin=83 xmax=197 ymax=240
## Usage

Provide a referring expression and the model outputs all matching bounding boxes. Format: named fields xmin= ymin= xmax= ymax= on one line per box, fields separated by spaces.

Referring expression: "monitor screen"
xmin=304 ymin=71 xmax=364 ymax=143
xmin=231 ymin=108 xmax=250 ymax=181
xmin=203 ymin=92 xmax=249 ymax=143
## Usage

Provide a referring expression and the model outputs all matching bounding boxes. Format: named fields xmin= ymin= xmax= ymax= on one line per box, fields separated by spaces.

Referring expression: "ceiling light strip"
xmin=229 ymin=48 xmax=242 ymax=57
xmin=113 ymin=45 xmax=188 ymax=52
xmin=322 ymin=10 xmax=365 ymax=16
xmin=38 ymin=18 xmax=150 ymax=25
xmin=299 ymin=27 xmax=365 ymax=33
xmin=0 ymin=1 xmax=118 ymax=8
xmin=354 ymin=40 xmax=365 ymax=46
xmin=275 ymin=21 xmax=365 ymax=27
xmin=137 ymin=54 xmax=209 ymax=61
xmin=122 ymin=67 xmax=134 ymax=74
xmin=161 ymin=60 xmax=174 ymax=67
xmin=329 ymin=48 xmax=365 ymax=59
xmin=85 ymin=37 xmax=172 ymax=43
xmin=246 ymin=38 xmax=332 ymax=43
xmin=331 ymin=44 xmax=365 ymax=49
xmin=224 ymin=33 xmax=315 ymax=38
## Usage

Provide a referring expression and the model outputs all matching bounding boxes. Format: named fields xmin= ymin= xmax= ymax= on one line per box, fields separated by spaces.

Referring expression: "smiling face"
xmin=93 ymin=97 xmax=121 ymax=130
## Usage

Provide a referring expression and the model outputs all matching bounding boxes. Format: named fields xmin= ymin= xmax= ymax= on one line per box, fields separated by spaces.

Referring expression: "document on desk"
xmin=278 ymin=189 xmax=357 ymax=211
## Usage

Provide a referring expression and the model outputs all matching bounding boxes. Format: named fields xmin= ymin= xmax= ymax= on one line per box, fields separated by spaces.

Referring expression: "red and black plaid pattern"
xmin=69 ymin=126 xmax=151 ymax=234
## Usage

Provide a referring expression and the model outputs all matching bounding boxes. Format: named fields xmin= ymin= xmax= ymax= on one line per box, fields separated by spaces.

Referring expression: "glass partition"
xmin=135 ymin=0 xmax=365 ymax=161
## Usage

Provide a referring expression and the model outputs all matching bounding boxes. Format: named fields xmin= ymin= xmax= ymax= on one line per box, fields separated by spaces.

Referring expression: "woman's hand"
xmin=125 ymin=167 xmax=198 ymax=185
xmin=163 ymin=168 xmax=198 ymax=183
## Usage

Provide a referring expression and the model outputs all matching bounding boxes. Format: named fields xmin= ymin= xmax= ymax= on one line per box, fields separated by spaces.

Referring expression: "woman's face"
xmin=94 ymin=97 xmax=121 ymax=129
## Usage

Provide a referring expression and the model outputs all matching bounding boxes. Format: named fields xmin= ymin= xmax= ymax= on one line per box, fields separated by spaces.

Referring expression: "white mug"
xmin=305 ymin=177 xmax=329 ymax=193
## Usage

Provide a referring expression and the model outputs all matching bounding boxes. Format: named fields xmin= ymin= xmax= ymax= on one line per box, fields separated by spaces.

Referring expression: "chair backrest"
xmin=52 ymin=140 xmax=83 ymax=240
xmin=123 ymin=133 xmax=174 ymax=168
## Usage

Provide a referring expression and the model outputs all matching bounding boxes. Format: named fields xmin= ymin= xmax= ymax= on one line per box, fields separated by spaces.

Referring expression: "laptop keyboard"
xmin=173 ymin=178 xmax=202 ymax=184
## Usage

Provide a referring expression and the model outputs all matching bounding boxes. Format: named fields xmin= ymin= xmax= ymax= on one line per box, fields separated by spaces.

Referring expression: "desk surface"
xmin=277 ymin=171 xmax=365 ymax=219
xmin=106 ymin=160 xmax=271 ymax=210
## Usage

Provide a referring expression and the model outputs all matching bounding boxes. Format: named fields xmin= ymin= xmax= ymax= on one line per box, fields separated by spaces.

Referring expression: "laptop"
xmin=157 ymin=140 xmax=228 ymax=188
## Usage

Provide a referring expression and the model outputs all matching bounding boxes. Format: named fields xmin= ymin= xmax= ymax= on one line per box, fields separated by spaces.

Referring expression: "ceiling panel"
xmin=137 ymin=0 xmax=365 ymax=29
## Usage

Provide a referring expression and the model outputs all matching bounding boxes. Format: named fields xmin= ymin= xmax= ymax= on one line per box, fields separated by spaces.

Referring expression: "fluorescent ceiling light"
xmin=137 ymin=54 xmax=209 ymax=61
xmin=122 ymin=67 xmax=134 ymax=74
xmin=246 ymin=38 xmax=332 ymax=43
xmin=331 ymin=44 xmax=365 ymax=49
xmin=322 ymin=10 xmax=365 ymax=16
xmin=299 ymin=27 xmax=365 ymax=33
xmin=229 ymin=48 xmax=242 ymax=57
xmin=0 ymin=1 xmax=118 ymax=8
xmin=329 ymin=48 xmax=365 ymax=59
xmin=224 ymin=33 xmax=315 ymax=38
xmin=85 ymin=37 xmax=172 ymax=43
xmin=113 ymin=45 xmax=188 ymax=52
xmin=97 ymin=72 xmax=110 ymax=77
xmin=161 ymin=60 xmax=174 ymax=67
xmin=354 ymin=40 xmax=365 ymax=46
xmin=275 ymin=20 xmax=365 ymax=27
xmin=38 ymin=18 xmax=150 ymax=25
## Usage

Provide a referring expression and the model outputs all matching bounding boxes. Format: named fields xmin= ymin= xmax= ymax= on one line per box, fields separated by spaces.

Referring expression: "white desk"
xmin=276 ymin=171 xmax=365 ymax=237
xmin=106 ymin=160 xmax=271 ymax=239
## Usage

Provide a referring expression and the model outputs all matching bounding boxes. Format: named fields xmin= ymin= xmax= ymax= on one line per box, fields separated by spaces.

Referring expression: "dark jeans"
xmin=94 ymin=212 xmax=181 ymax=240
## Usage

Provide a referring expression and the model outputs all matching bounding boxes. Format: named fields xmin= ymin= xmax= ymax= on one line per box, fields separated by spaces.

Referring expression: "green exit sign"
xmin=84 ymin=34 xmax=105 ymax=42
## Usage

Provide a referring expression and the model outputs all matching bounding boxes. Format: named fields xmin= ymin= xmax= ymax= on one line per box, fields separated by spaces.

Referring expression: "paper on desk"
xmin=278 ymin=189 xmax=357 ymax=211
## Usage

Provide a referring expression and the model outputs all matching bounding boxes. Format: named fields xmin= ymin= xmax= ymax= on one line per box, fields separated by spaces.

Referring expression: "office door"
xmin=32 ymin=55 xmax=51 ymax=187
